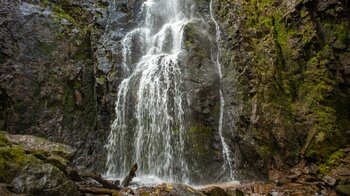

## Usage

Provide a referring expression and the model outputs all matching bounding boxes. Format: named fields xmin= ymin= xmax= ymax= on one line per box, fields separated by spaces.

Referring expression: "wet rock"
xmin=136 ymin=183 xmax=205 ymax=196
xmin=336 ymin=184 xmax=350 ymax=195
xmin=201 ymin=186 xmax=226 ymax=196
xmin=323 ymin=175 xmax=337 ymax=186
xmin=305 ymin=163 xmax=319 ymax=175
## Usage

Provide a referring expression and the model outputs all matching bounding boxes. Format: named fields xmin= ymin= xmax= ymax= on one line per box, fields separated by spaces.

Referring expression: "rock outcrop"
xmin=0 ymin=132 xmax=81 ymax=195
xmin=0 ymin=0 xmax=110 ymax=172
xmin=214 ymin=0 xmax=350 ymax=181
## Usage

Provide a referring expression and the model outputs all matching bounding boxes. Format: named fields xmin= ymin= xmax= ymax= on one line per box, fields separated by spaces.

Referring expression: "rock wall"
xmin=215 ymin=0 xmax=350 ymax=180
xmin=0 ymin=0 xmax=110 ymax=172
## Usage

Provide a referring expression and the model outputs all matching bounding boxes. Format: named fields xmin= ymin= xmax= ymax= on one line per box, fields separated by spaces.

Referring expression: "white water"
xmin=106 ymin=0 xmax=193 ymax=183
xmin=210 ymin=0 xmax=235 ymax=180
xmin=105 ymin=0 xmax=235 ymax=184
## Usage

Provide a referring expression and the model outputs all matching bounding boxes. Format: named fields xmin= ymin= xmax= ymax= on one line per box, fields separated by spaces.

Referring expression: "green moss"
xmin=0 ymin=146 xmax=39 ymax=182
xmin=0 ymin=133 xmax=11 ymax=147
xmin=327 ymin=150 xmax=345 ymax=165
xmin=35 ymin=41 xmax=56 ymax=56
xmin=317 ymin=149 xmax=346 ymax=176
xmin=318 ymin=163 xmax=329 ymax=175
xmin=186 ymin=125 xmax=214 ymax=158
xmin=183 ymin=22 xmax=210 ymax=58
xmin=53 ymin=6 xmax=76 ymax=25
xmin=96 ymin=76 xmax=106 ymax=85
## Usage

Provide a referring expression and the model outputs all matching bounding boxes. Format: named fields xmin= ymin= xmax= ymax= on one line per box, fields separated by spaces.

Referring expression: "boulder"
xmin=10 ymin=162 xmax=80 ymax=196
xmin=136 ymin=183 xmax=205 ymax=196
xmin=323 ymin=175 xmax=337 ymax=186
xmin=336 ymin=184 xmax=350 ymax=195
xmin=5 ymin=133 xmax=75 ymax=160
xmin=0 ymin=132 xmax=80 ymax=195
xmin=201 ymin=186 xmax=227 ymax=196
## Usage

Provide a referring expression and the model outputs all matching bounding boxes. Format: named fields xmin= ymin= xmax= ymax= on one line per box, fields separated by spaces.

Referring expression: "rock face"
xmin=214 ymin=0 xmax=350 ymax=180
xmin=0 ymin=0 xmax=109 ymax=172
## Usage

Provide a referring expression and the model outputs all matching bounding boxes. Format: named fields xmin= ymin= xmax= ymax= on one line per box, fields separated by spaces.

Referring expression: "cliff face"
xmin=215 ymin=0 xmax=350 ymax=180
xmin=0 ymin=0 xmax=109 ymax=171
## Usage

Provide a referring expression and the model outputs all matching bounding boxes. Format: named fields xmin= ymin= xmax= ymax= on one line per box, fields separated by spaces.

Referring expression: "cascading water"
xmin=105 ymin=0 xmax=236 ymax=184
xmin=210 ymin=0 xmax=235 ymax=180
xmin=105 ymin=0 xmax=193 ymax=183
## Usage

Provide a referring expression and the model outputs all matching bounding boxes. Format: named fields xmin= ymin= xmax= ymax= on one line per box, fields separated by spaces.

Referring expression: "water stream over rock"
xmin=106 ymin=0 xmax=194 ymax=183
xmin=105 ymin=0 xmax=235 ymax=184
xmin=209 ymin=0 xmax=235 ymax=180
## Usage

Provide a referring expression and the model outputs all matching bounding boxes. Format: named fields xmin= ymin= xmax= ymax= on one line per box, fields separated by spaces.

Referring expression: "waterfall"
xmin=105 ymin=0 xmax=235 ymax=184
xmin=210 ymin=0 xmax=235 ymax=180
xmin=105 ymin=0 xmax=193 ymax=183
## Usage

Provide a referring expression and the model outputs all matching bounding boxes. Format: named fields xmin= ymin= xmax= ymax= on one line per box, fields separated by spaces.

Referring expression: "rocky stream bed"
xmin=1 ymin=132 xmax=349 ymax=195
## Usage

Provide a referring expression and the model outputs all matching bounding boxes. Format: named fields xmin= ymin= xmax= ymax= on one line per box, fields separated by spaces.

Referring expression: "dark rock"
xmin=0 ymin=0 xmax=109 ymax=173
xmin=336 ymin=184 xmax=350 ymax=195
xmin=306 ymin=163 xmax=319 ymax=175
xmin=136 ymin=183 xmax=205 ymax=196
xmin=316 ymin=0 xmax=339 ymax=12
xmin=201 ymin=186 xmax=226 ymax=196
xmin=0 ymin=184 xmax=16 ymax=196
xmin=67 ymin=167 xmax=83 ymax=182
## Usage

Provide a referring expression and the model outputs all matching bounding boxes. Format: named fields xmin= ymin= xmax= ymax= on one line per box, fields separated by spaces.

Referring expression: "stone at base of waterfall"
xmin=136 ymin=183 xmax=204 ymax=196
xmin=5 ymin=133 xmax=75 ymax=159
xmin=201 ymin=186 xmax=226 ymax=196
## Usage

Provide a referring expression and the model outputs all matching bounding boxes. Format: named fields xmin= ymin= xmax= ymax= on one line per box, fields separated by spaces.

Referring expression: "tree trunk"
xmin=122 ymin=163 xmax=138 ymax=187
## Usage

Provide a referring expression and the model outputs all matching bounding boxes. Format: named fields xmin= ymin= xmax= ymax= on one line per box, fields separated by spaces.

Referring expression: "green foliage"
xmin=317 ymin=149 xmax=346 ymax=175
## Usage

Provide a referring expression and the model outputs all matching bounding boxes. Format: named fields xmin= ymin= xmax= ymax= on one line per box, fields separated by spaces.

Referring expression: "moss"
xmin=318 ymin=163 xmax=329 ymax=175
xmin=63 ymin=84 xmax=76 ymax=111
xmin=317 ymin=149 xmax=346 ymax=176
xmin=183 ymin=22 xmax=210 ymax=58
xmin=0 ymin=132 xmax=11 ymax=147
xmin=186 ymin=125 xmax=214 ymax=158
xmin=0 ymin=146 xmax=39 ymax=182
xmin=35 ymin=41 xmax=56 ymax=56
xmin=96 ymin=76 xmax=106 ymax=85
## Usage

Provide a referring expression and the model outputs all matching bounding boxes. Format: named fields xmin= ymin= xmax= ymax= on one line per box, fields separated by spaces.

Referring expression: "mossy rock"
xmin=0 ymin=133 xmax=80 ymax=195
xmin=5 ymin=133 xmax=75 ymax=160
xmin=0 ymin=146 xmax=36 ymax=183
xmin=0 ymin=132 xmax=11 ymax=147
xmin=186 ymin=125 xmax=214 ymax=159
